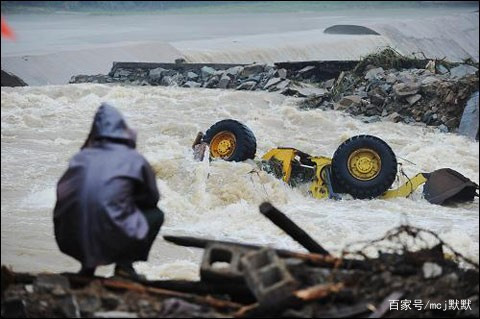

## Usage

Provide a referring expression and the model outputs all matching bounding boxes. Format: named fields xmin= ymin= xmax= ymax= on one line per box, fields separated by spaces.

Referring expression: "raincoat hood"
xmin=89 ymin=103 xmax=137 ymax=147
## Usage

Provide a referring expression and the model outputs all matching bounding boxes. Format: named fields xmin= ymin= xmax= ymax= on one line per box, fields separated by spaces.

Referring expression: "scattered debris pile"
xmin=2 ymin=203 xmax=478 ymax=318
xmin=301 ymin=48 xmax=479 ymax=132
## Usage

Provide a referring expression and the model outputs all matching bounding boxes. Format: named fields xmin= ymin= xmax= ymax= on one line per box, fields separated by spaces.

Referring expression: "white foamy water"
xmin=1 ymin=84 xmax=478 ymax=279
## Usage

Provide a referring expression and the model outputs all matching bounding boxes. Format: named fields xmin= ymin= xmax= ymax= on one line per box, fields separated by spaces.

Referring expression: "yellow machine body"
xmin=261 ymin=147 xmax=428 ymax=200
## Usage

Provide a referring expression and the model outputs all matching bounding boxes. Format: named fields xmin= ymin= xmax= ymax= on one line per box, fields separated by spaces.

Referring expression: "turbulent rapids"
xmin=1 ymin=84 xmax=479 ymax=279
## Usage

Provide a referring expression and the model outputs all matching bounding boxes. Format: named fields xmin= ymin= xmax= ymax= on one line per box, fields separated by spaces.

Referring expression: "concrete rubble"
xmin=1 ymin=203 xmax=479 ymax=318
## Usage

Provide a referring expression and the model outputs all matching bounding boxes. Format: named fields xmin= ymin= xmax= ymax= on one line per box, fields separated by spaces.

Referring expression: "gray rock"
xmin=450 ymin=64 xmax=478 ymax=79
xmin=370 ymin=94 xmax=385 ymax=106
xmin=393 ymin=82 xmax=420 ymax=97
xmin=323 ymin=78 xmax=335 ymax=89
xmin=1 ymin=69 xmax=28 ymax=86
xmin=25 ymin=284 xmax=34 ymax=293
xmin=113 ymin=69 xmax=130 ymax=78
xmin=204 ymin=76 xmax=219 ymax=88
xmin=436 ymin=64 xmax=449 ymax=74
xmin=218 ymin=75 xmax=231 ymax=89
xmin=161 ymin=74 xmax=183 ymax=86
xmin=422 ymin=262 xmax=442 ymax=279
xmin=458 ymin=91 xmax=479 ymax=140
xmin=276 ymin=80 xmax=291 ymax=91
xmin=94 ymin=311 xmax=138 ymax=318
xmin=264 ymin=77 xmax=283 ymax=89
xmin=236 ymin=81 xmax=257 ymax=90
xmin=385 ymin=74 xmax=397 ymax=84
xmin=386 ymin=112 xmax=403 ymax=123
xmin=186 ymin=72 xmax=199 ymax=80
xmin=421 ymin=76 xmax=440 ymax=86
xmin=247 ymin=75 xmax=261 ymax=83
xmin=200 ymin=66 xmax=216 ymax=78
xmin=365 ymin=67 xmax=384 ymax=81
xmin=175 ymin=58 xmax=186 ymax=64
xmin=225 ymin=66 xmax=244 ymax=77
xmin=336 ymin=95 xmax=362 ymax=110
xmin=406 ymin=94 xmax=422 ymax=105
xmin=148 ymin=67 xmax=167 ymax=81
xmin=438 ymin=124 xmax=449 ymax=133
xmin=241 ymin=64 xmax=265 ymax=77
xmin=277 ymin=68 xmax=288 ymax=79
xmin=34 ymin=274 xmax=70 ymax=293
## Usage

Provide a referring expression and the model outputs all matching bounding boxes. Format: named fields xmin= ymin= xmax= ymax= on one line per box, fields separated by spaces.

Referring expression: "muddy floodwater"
xmin=1 ymin=84 xmax=478 ymax=279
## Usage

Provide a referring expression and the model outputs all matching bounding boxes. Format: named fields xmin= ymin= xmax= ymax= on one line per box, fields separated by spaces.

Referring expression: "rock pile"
xmin=70 ymin=63 xmax=329 ymax=98
xmin=69 ymin=49 xmax=479 ymax=135
xmin=302 ymin=62 xmax=479 ymax=132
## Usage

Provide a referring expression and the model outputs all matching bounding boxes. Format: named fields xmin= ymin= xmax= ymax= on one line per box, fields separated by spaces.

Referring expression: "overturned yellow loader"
xmin=193 ymin=119 xmax=479 ymax=205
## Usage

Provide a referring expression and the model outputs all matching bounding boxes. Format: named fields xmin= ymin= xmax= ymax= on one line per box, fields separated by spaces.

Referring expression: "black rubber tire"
xmin=202 ymin=119 xmax=257 ymax=161
xmin=331 ymin=135 xmax=397 ymax=199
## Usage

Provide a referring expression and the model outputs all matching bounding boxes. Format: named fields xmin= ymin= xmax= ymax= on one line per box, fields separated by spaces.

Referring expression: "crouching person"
xmin=53 ymin=102 xmax=163 ymax=280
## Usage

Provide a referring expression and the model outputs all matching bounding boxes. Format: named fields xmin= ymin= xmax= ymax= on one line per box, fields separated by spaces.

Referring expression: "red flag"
xmin=1 ymin=16 xmax=15 ymax=40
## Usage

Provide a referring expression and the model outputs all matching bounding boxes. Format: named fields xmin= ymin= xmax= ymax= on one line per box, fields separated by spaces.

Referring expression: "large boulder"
xmin=240 ymin=64 xmax=265 ymax=77
xmin=149 ymin=68 xmax=167 ymax=81
xmin=458 ymin=91 xmax=479 ymax=140
xmin=1 ymin=70 xmax=28 ymax=86
xmin=218 ymin=75 xmax=231 ymax=89
xmin=200 ymin=66 xmax=216 ymax=79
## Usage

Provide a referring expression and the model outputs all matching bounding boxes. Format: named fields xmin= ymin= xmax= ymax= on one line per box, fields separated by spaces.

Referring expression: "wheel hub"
xmin=347 ymin=148 xmax=381 ymax=180
xmin=210 ymin=131 xmax=236 ymax=158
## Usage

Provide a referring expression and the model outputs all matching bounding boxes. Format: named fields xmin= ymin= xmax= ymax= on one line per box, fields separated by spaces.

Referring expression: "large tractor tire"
xmin=331 ymin=135 xmax=397 ymax=199
xmin=202 ymin=119 xmax=257 ymax=161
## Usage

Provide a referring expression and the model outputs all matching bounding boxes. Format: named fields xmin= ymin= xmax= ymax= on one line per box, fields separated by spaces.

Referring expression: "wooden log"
xmin=163 ymin=235 xmax=368 ymax=270
xmin=294 ymin=282 xmax=344 ymax=301
xmin=147 ymin=280 xmax=254 ymax=303
xmin=259 ymin=202 xmax=329 ymax=255
xmin=78 ymin=277 xmax=244 ymax=310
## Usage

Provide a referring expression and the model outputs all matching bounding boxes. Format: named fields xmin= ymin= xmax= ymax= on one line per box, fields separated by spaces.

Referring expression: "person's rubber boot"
xmin=114 ymin=263 xmax=146 ymax=282
xmin=78 ymin=265 xmax=96 ymax=277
